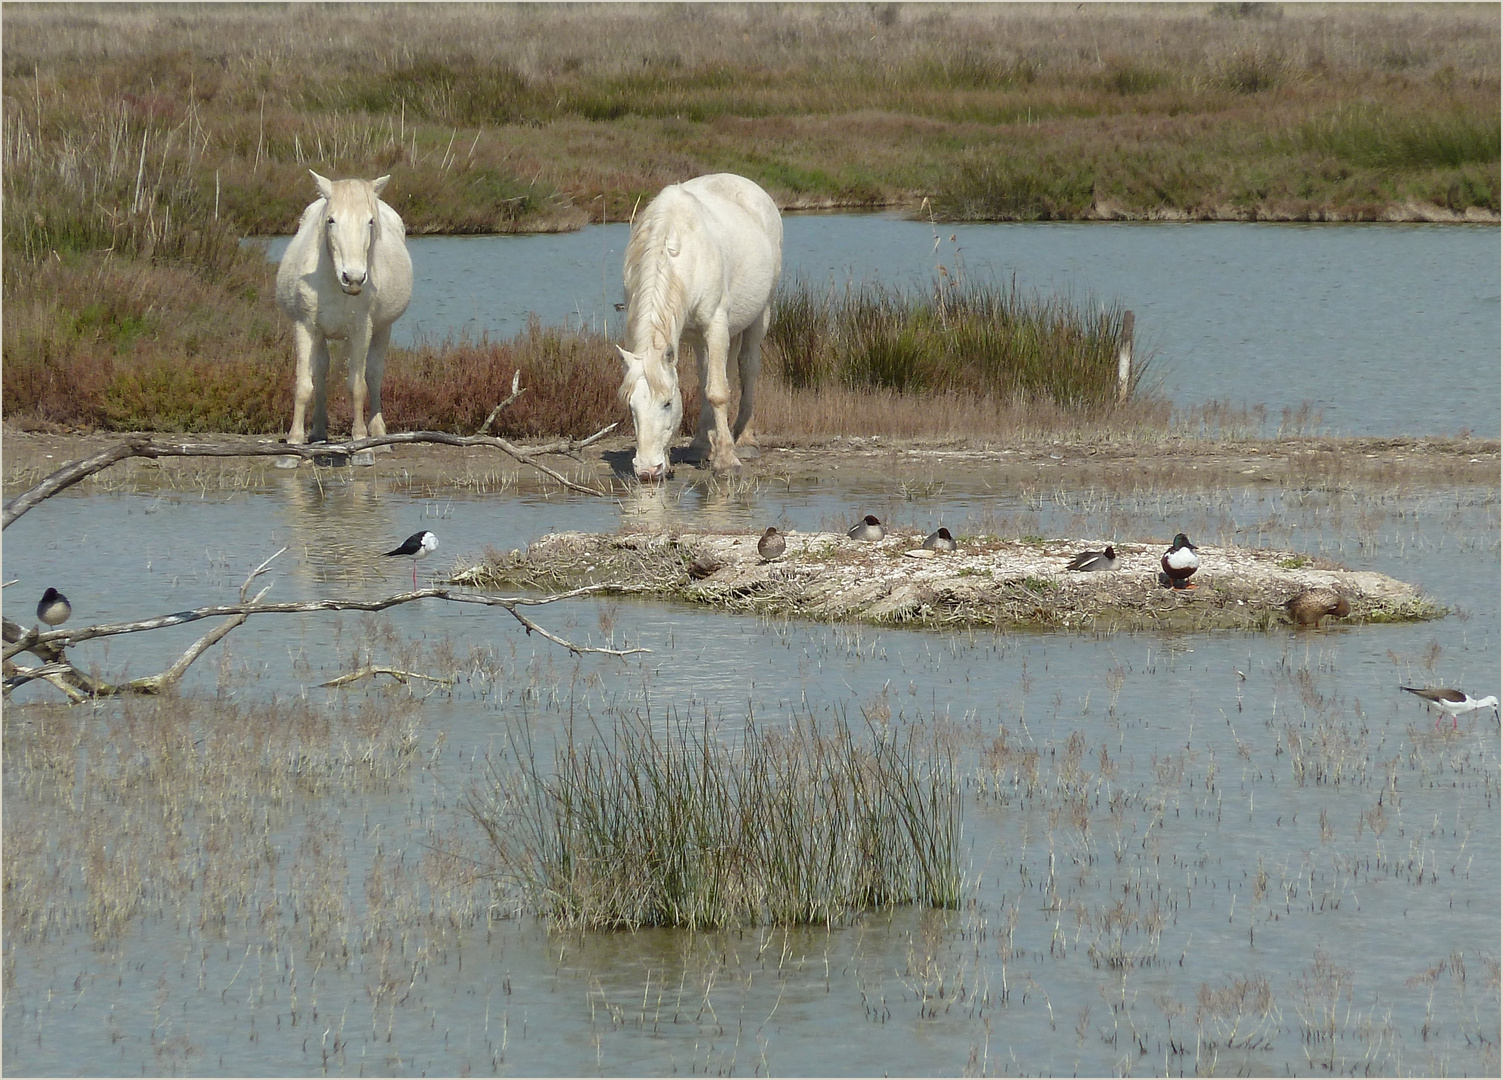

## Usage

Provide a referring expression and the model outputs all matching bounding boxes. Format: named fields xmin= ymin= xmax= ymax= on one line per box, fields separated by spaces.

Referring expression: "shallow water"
xmin=258 ymin=216 xmax=1501 ymax=438
xmin=4 ymin=463 xmax=1499 ymax=1076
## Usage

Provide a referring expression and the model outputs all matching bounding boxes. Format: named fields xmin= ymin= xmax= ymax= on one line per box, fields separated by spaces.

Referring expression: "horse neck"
xmin=624 ymin=221 xmax=688 ymax=358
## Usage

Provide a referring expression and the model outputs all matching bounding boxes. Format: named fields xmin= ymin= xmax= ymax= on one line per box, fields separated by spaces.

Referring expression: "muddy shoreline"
xmin=3 ymin=428 xmax=1499 ymax=498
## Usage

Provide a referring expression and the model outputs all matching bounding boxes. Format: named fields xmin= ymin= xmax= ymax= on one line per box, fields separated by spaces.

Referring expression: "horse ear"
xmin=371 ymin=175 xmax=391 ymax=196
xmin=615 ymin=345 xmax=640 ymax=371
xmin=310 ymin=171 xmax=334 ymax=201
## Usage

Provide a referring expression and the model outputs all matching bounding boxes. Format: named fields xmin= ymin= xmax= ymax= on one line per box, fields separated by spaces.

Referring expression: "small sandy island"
xmin=459 ymin=528 xmax=1445 ymax=632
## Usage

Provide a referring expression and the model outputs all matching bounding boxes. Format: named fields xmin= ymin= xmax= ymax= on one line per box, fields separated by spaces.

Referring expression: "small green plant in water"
xmin=467 ymin=710 xmax=963 ymax=930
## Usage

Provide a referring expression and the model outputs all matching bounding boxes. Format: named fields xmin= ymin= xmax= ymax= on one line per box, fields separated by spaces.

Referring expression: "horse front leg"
xmin=346 ymin=321 xmax=375 ymax=442
xmin=289 ymin=323 xmax=331 ymax=444
xmin=732 ymin=308 xmax=769 ymax=451
xmin=364 ymin=322 xmax=393 ymax=452
xmin=698 ymin=314 xmax=741 ymax=473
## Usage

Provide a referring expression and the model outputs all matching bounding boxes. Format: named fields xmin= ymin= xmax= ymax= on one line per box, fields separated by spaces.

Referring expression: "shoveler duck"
xmin=848 ymin=515 xmax=885 ymax=542
xmin=1285 ymin=587 xmax=1350 ymax=627
xmin=1401 ymin=686 xmax=1500 ymax=730
xmin=922 ymin=527 xmax=957 ymax=552
xmin=1066 ymin=545 xmax=1117 ymax=572
xmin=1161 ymin=533 xmax=1199 ymax=589
xmin=757 ymin=526 xmax=785 ymax=562
xmin=36 ymin=587 xmax=71 ymax=626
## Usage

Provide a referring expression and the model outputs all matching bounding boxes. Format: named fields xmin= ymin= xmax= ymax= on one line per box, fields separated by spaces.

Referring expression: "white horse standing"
xmin=277 ymin=171 xmax=413 ymax=445
xmin=617 ymin=173 xmax=782 ymax=481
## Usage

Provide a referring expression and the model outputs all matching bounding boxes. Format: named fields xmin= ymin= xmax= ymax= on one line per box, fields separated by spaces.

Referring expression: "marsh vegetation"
xmin=3 ymin=3 xmax=1497 ymax=441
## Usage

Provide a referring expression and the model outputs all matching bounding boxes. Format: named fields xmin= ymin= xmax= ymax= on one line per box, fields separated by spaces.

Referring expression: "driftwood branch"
xmin=320 ymin=666 xmax=456 ymax=689
xmin=3 ymin=575 xmax=647 ymax=702
xmin=3 ymin=425 xmax=623 ymax=530
xmin=479 ymin=370 xmax=528 ymax=434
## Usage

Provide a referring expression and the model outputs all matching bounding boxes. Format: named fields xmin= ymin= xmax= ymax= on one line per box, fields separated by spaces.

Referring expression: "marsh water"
xmin=259 ymin=215 xmax=1503 ymax=438
xmin=5 ymin=219 xmax=1501 ymax=1077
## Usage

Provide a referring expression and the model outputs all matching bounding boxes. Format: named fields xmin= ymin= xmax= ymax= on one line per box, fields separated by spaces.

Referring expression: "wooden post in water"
xmin=1116 ymin=310 xmax=1135 ymax=402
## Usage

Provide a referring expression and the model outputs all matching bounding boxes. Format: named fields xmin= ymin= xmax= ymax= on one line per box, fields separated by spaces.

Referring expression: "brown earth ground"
xmin=3 ymin=427 xmax=1497 ymax=498
xmin=5 ymin=427 xmax=1491 ymax=631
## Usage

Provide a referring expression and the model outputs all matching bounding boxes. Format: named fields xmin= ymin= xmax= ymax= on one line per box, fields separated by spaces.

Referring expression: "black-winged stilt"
xmin=1161 ymin=533 xmax=1199 ymax=589
xmin=1067 ymin=545 xmax=1117 ymax=572
xmin=384 ymin=530 xmax=436 ymax=588
xmin=36 ymin=587 xmax=71 ymax=626
xmin=847 ymin=515 xmax=885 ymax=542
xmin=1401 ymin=686 xmax=1500 ymax=730
xmin=757 ymin=527 xmax=785 ymax=562
xmin=922 ymin=527 xmax=957 ymax=552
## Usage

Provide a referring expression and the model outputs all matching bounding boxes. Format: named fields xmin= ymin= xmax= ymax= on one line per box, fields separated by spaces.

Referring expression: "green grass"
xmin=467 ymin=710 xmax=962 ymax=930
xmin=768 ymin=274 xmax=1141 ymax=407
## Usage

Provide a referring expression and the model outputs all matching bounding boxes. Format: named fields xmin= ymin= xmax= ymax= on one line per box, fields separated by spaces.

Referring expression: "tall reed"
xmin=768 ymin=273 xmax=1141 ymax=407
xmin=467 ymin=710 xmax=962 ymax=930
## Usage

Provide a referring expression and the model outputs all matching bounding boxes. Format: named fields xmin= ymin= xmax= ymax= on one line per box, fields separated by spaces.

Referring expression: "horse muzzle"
xmin=339 ymin=271 xmax=367 ymax=295
xmin=637 ymin=464 xmax=673 ymax=483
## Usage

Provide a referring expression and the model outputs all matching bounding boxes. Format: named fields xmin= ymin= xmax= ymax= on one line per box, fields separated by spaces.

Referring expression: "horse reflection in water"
xmin=616 ymin=173 xmax=782 ymax=483
xmin=277 ymin=171 xmax=413 ymax=447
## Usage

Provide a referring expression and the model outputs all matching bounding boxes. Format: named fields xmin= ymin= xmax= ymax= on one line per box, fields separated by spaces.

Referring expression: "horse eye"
xmin=327 ymin=217 xmax=336 ymax=225
xmin=661 ymin=400 xmax=673 ymax=411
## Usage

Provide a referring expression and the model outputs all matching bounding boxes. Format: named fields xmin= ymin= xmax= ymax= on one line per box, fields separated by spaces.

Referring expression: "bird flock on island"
xmin=16 ymin=173 xmax=1489 ymax=740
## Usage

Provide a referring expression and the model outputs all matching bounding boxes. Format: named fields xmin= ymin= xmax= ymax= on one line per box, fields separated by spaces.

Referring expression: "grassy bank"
xmin=2 ymin=3 xmax=1496 ymax=441
xmin=3 ymin=275 xmax=1151 ymax=441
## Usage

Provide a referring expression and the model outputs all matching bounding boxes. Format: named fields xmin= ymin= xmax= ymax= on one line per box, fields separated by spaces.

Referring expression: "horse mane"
xmin=620 ymin=190 xmax=691 ymax=401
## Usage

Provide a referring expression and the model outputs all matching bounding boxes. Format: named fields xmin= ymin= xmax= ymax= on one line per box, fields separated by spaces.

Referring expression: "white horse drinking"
xmin=617 ymin=173 xmax=782 ymax=481
xmin=276 ymin=171 xmax=413 ymax=445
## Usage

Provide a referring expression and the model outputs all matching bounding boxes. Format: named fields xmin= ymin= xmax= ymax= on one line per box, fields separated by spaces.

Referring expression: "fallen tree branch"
xmin=479 ymin=370 xmax=529 ymax=434
xmin=3 ymin=425 xmax=623 ymax=530
xmin=319 ymin=666 xmax=457 ymax=689
xmin=3 ymin=578 xmax=648 ymax=702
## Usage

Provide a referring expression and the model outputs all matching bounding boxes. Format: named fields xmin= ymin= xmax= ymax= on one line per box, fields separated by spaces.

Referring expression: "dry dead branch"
xmin=2 ymin=423 xmax=620 ymax=530
xmin=319 ymin=666 xmax=457 ymax=689
xmin=3 ymin=569 xmax=648 ymax=702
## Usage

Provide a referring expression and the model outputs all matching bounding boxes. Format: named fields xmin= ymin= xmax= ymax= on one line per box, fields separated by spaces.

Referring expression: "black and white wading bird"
xmin=384 ymin=530 xmax=436 ymax=589
xmin=1400 ymin=686 xmax=1500 ymax=730
xmin=757 ymin=526 xmax=786 ymax=562
xmin=1066 ymin=545 xmax=1117 ymax=572
xmin=847 ymin=515 xmax=886 ymax=542
xmin=36 ymin=587 xmax=72 ymax=627
xmin=1161 ymin=533 xmax=1199 ymax=589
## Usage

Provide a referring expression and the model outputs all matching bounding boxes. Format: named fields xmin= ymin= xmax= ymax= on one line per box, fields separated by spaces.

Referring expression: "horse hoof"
xmin=275 ymin=455 xmax=302 ymax=470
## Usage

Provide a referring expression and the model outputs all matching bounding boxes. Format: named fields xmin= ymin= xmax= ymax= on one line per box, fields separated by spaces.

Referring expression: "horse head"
xmin=616 ymin=343 xmax=681 ymax=482
xmin=312 ymin=171 xmax=388 ymax=296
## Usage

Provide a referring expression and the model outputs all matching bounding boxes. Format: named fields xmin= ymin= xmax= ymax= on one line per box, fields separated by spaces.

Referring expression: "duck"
xmin=687 ymin=555 xmax=722 ymax=580
xmin=36 ymin=587 xmax=71 ymax=627
xmin=1066 ymin=545 xmax=1117 ymax=572
xmin=757 ymin=526 xmax=786 ymax=562
xmin=1285 ymin=587 xmax=1350 ymax=627
xmin=921 ymin=527 xmax=957 ymax=552
xmin=1161 ymin=533 xmax=1199 ymax=589
xmin=1401 ymin=686 xmax=1501 ymax=730
xmin=847 ymin=515 xmax=885 ymax=542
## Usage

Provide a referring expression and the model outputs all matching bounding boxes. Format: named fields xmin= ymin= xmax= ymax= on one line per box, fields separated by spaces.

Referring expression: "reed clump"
xmin=467 ymin=711 xmax=962 ymax=930
xmin=769 ymin=274 xmax=1141 ymax=407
